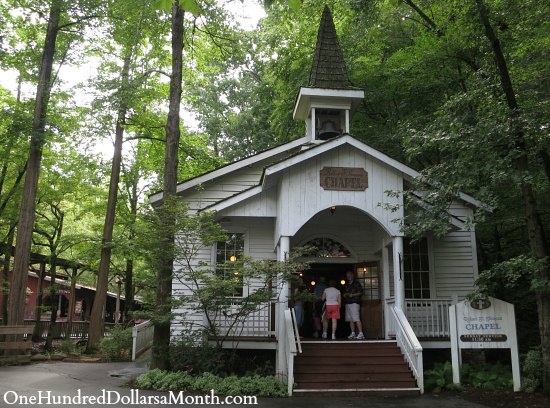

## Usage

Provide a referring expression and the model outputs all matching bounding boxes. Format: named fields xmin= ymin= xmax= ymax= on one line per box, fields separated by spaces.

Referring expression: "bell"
xmin=318 ymin=120 xmax=340 ymax=140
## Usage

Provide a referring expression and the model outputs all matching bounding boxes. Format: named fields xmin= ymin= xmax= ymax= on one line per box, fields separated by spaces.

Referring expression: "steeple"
xmin=308 ymin=5 xmax=353 ymax=90
xmin=293 ymin=6 xmax=365 ymax=142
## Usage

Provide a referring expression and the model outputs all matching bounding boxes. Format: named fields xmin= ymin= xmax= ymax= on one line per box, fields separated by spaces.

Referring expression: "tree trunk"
xmin=66 ymin=267 xmax=77 ymax=338
xmin=31 ymin=261 xmax=47 ymax=342
xmin=8 ymin=0 xmax=61 ymax=327
xmin=44 ymin=252 xmax=58 ymax=351
xmin=87 ymin=50 xmax=132 ymax=351
xmin=150 ymin=1 xmax=184 ymax=371
xmin=474 ymin=0 xmax=550 ymax=394
xmin=2 ymin=224 xmax=16 ymax=324
xmin=124 ymin=171 xmax=138 ymax=321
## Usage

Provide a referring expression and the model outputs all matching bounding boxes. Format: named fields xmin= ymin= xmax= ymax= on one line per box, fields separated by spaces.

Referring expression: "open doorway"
xmin=296 ymin=262 xmax=384 ymax=339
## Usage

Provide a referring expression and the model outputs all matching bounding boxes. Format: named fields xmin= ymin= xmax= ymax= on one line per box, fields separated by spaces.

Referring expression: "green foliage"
xmin=461 ymin=362 xmax=513 ymax=390
xmin=99 ymin=325 xmax=133 ymax=361
xmin=425 ymin=361 xmax=514 ymax=393
xmin=136 ymin=369 xmax=287 ymax=397
xmin=424 ymin=362 xmax=463 ymax=393
xmin=521 ymin=347 xmax=543 ymax=393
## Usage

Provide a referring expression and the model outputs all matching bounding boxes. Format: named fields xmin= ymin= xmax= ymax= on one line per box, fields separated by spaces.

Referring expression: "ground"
xmin=457 ymin=388 xmax=550 ymax=408
xmin=0 ymin=359 xmax=528 ymax=408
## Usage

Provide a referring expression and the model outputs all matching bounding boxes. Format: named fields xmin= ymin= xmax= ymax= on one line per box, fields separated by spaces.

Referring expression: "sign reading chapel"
xmin=320 ymin=167 xmax=369 ymax=191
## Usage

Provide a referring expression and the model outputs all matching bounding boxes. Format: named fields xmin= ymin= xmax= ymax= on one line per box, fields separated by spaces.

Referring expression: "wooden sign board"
xmin=320 ymin=167 xmax=368 ymax=191
xmin=449 ymin=297 xmax=521 ymax=391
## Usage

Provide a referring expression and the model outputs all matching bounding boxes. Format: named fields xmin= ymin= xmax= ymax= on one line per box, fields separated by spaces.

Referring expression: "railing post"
xmin=276 ymin=236 xmax=290 ymax=377
xmin=131 ymin=324 xmax=138 ymax=361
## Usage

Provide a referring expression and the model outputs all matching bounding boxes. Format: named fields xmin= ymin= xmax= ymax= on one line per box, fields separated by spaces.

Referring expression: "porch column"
xmin=392 ymin=236 xmax=405 ymax=310
xmin=276 ymin=236 xmax=290 ymax=378
xmin=382 ymin=243 xmax=391 ymax=338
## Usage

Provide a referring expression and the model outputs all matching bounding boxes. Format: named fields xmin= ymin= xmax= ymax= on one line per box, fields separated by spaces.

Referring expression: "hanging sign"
xmin=320 ymin=167 xmax=368 ymax=191
xmin=449 ymin=297 xmax=521 ymax=391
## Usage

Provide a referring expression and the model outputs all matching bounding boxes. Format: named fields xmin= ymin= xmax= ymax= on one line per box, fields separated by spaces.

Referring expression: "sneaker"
xmin=313 ymin=331 xmax=319 ymax=338
xmin=347 ymin=332 xmax=357 ymax=340
xmin=356 ymin=333 xmax=365 ymax=340
xmin=332 ymin=334 xmax=336 ymax=340
xmin=321 ymin=332 xmax=327 ymax=339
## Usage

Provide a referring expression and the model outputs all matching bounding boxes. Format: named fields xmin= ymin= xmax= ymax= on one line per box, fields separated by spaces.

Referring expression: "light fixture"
xmin=299 ymin=272 xmax=303 ymax=277
xmin=340 ymin=279 xmax=346 ymax=285
xmin=229 ymin=255 xmax=237 ymax=262
xmin=330 ymin=206 xmax=336 ymax=215
xmin=310 ymin=280 xmax=316 ymax=286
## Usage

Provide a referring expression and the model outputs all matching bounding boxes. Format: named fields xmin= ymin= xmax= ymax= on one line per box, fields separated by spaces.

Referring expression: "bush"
xmin=521 ymin=347 xmax=543 ymax=393
xmin=424 ymin=362 xmax=463 ymax=393
xmin=169 ymin=336 xmax=275 ymax=376
xmin=461 ymin=362 xmax=513 ymax=390
xmin=135 ymin=369 xmax=287 ymax=397
xmin=99 ymin=325 xmax=132 ymax=361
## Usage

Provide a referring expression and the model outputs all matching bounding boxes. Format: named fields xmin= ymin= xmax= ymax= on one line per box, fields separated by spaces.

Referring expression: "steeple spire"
xmin=308 ymin=5 xmax=353 ymax=89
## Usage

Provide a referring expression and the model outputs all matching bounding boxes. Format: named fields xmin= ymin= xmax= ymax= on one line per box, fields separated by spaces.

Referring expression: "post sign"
xmin=320 ymin=167 xmax=368 ymax=191
xmin=449 ymin=297 xmax=521 ymax=391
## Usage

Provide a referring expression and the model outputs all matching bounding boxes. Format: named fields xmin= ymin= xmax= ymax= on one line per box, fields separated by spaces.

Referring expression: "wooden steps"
xmin=293 ymin=341 xmax=420 ymax=397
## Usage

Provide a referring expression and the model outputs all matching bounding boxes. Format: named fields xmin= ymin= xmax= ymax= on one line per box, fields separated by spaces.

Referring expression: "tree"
xmin=8 ymin=0 xmax=64 ymax=327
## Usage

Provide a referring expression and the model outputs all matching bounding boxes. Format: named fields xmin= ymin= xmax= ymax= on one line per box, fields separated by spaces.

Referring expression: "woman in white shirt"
xmin=321 ymin=280 xmax=341 ymax=340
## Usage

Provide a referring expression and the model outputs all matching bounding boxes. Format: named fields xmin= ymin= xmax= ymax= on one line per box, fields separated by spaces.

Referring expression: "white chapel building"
xmin=150 ymin=6 xmax=482 ymax=396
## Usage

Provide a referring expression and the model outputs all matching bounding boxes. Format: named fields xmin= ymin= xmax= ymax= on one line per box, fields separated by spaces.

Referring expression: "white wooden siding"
xmin=432 ymin=231 xmax=477 ymax=298
xmin=275 ymin=144 xmax=403 ymax=243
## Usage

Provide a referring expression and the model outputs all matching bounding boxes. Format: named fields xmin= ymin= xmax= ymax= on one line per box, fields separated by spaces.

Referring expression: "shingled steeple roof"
xmin=308 ymin=5 xmax=353 ymax=89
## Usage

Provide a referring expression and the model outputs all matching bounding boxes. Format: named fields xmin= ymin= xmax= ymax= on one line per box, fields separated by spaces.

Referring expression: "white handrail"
xmin=290 ymin=308 xmax=302 ymax=354
xmin=132 ymin=320 xmax=154 ymax=361
xmin=284 ymin=308 xmax=300 ymax=396
xmin=390 ymin=306 xmax=424 ymax=393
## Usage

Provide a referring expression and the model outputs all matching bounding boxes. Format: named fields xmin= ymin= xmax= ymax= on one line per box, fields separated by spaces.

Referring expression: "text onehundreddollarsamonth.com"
xmin=2 ymin=389 xmax=259 ymax=405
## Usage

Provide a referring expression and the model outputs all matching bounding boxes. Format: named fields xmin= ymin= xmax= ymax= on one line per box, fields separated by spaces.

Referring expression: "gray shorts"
xmin=345 ymin=303 xmax=361 ymax=322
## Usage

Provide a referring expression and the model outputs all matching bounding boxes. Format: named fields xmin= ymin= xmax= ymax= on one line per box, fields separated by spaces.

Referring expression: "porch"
xmin=211 ymin=297 xmax=454 ymax=344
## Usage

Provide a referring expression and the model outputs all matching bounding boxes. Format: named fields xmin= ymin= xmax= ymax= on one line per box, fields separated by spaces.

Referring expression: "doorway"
xmin=299 ymin=262 xmax=384 ymax=339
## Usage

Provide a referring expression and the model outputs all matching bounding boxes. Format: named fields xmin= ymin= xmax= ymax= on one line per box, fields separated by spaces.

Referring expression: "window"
xmin=356 ymin=264 xmax=379 ymax=300
xmin=303 ymin=237 xmax=351 ymax=258
xmin=216 ymin=233 xmax=245 ymax=297
xmin=403 ymin=237 xmax=431 ymax=299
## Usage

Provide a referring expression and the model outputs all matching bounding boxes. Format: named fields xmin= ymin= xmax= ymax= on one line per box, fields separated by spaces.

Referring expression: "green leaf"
xmin=179 ymin=0 xmax=200 ymax=16
xmin=288 ymin=0 xmax=301 ymax=11
xmin=153 ymin=0 xmax=172 ymax=11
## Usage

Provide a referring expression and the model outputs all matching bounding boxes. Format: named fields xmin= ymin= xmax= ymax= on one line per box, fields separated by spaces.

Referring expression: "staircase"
xmin=293 ymin=340 xmax=420 ymax=396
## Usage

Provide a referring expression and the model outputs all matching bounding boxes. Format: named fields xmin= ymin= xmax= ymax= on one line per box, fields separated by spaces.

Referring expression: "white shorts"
xmin=345 ymin=303 xmax=361 ymax=322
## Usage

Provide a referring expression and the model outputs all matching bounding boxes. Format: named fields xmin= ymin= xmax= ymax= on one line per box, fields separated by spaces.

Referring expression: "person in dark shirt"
xmin=343 ymin=270 xmax=365 ymax=340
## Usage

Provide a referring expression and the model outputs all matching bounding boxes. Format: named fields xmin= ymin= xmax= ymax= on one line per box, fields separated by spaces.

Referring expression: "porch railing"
xmin=283 ymin=308 xmax=301 ymax=396
xmin=388 ymin=305 xmax=424 ymax=393
xmin=132 ymin=320 xmax=154 ymax=361
xmin=19 ymin=320 xmax=115 ymax=339
xmin=212 ymin=301 xmax=275 ymax=337
xmin=404 ymin=298 xmax=454 ymax=338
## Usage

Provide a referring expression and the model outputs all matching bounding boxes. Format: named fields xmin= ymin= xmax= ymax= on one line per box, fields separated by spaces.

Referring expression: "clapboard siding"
xmin=275 ymin=145 xmax=403 ymax=242
xmin=219 ymin=188 xmax=277 ymax=217
xmin=433 ymin=231 xmax=476 ymax=298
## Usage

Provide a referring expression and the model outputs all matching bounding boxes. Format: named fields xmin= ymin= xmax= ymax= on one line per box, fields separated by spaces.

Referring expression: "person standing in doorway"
xmin=312 ymin=276 xmax=328 ymax=337
xmin=344 ymin=270 xmax=365 ymax=340
xmin=321 ymin=280 xmax=341 ymax=340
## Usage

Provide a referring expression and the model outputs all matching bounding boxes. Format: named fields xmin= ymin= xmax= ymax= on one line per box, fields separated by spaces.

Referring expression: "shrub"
xmin=461 ymin=362 xmax=513 ymax=390
xmin=521 ymin=347 xmax=543 ymax=393
xmin=135 ymin=369 xmax=287 ymax=397
xmin=60 ymin=339 xmax=76 ymax=354
xmin=99 ymin=325 xmax=132 ymax=361
xmin=424 ymin=362 xmax=462 ymax=393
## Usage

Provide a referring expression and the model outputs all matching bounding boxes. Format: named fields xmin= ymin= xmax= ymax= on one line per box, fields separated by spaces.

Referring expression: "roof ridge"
xmin=308 ymin=5 xmax=353 ymax=89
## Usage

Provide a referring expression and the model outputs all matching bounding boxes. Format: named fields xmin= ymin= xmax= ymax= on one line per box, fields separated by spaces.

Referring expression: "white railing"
xmin=405 ymin=298 xmax=454 ymax=338
xmin=132 ymin=320 xmax=154 ymax=361
xmin=212 ymin=301 xmax=275 ymax=337
xmin=283 ymin=308 xmax=301 ymax=396
xmin=389 ymin=306 xmax=424 ymax=394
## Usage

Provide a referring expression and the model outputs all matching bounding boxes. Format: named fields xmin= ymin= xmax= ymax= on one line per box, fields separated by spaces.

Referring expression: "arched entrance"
xmin=291 ymin=206 xmax=390 ymax=339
